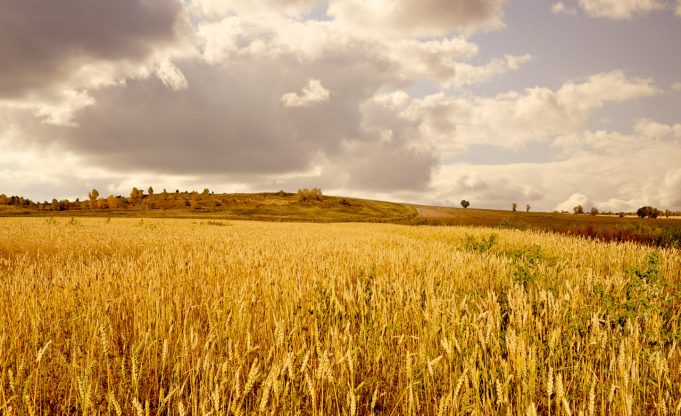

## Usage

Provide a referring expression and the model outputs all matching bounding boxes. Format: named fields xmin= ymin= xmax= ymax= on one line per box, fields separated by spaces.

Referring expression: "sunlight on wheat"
xmin=0 ymin=217 xmax=679 ymax=414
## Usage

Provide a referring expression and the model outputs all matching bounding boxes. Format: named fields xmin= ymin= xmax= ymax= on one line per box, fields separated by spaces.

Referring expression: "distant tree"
xmin=591 ymin=207 xmax=599 ymax=216
xmin=202 ymin=188 xmax=210 ymax=196
xmin=107 ymin=195 xmax=119 ymax=209
xmin=297 ymin=188 xmax=323 ymax=202
xmin=526 ymin=204 xmax=531 ymax=213
xmin=88 ymin=188 xmax=99 ymax=209
xmin=512 ymin=203 xmax=517 ymax=212
xmin=130 ymin=187 xmax=140 ymax=200
xmin=0 ymin=194 xmax=9 ymax=205
xmin=618 ymin=212 xmax=625 ymax=218
xmin=573 ymin=205 xmax=584 ymax=215
xmin=637 ymin=206 xmax=659 ymax=218
xmin=51 ymin=198 xmax=59 ymax=211
xmin=460 ymin=200 xmax=470 ymax=209
xmin=664 ymin=209 xmax=672 ymax=218
xmin=148 ymin=186 xmax=154 ymax=196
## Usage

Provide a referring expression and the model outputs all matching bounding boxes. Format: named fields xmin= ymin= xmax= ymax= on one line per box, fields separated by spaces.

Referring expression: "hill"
xmin=1 ymin=189 xmax=680 ymax=247
xmin=0 ymin=190 xmax=417 ymax=223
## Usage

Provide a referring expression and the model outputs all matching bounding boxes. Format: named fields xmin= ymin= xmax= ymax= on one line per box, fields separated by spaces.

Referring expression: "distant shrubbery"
xmin=0 ymin=194 xmax=35 ymax=207
xmin=296 ymin=188 xmax=323 ymax=202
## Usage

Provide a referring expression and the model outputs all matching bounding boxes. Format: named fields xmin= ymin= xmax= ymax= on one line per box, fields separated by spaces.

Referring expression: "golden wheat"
xmin=0 ymin=217 xmax=679 ymax=414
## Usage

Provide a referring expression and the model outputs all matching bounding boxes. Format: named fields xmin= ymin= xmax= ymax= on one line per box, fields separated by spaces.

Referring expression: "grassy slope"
xmin=0 ymin=193 xmax=417 ymax=223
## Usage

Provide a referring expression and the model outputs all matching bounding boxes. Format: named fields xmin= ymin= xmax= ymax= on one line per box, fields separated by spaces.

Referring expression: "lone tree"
xmin=573 ymin=205 xmax=584 ymax=215
xmin=88 ymin=188 xmax=99 ymax=209
xmin=148 ymin=186 xmax=154 ymax=196
xmin=591 ymin=207 xmax=599 ymax=216
xmin=526 ymin=204 xmax=531 ymax=213
xmin=637 ymin=206 xmax=659 ymax=218
xmin=512 ymin=203 xmax=517 ymax=212
xmin=460 ymin=200 xmax=470 ymax=209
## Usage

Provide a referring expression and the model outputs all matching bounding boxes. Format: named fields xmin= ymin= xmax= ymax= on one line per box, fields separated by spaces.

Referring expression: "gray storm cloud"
xmin=0 ymin=0 xmax=185 ymax=98
xmin=28 ymin=51 xmax=438 ymax=191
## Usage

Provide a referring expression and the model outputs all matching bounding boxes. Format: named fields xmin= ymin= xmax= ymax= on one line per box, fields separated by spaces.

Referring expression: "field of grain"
xmin=1 ymin=218 xmax=680 ymax=415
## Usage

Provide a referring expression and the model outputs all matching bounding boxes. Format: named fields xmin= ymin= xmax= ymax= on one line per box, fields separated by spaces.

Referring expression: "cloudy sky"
xmin=1 ymin=0 xmax=680 ymax=211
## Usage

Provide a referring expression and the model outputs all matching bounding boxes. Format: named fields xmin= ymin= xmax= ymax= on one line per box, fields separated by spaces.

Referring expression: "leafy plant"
xmin=464 ymin=233 xmax=498 ymax=252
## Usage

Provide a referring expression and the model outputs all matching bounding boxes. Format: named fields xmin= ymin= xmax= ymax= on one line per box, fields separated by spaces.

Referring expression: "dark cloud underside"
xmin=0 ymin=0 xmax=183 ymax=97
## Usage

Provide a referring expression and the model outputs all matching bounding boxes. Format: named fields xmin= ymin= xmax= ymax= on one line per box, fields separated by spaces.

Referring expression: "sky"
xmin=1 ymin=0 xmax=680 ymax=212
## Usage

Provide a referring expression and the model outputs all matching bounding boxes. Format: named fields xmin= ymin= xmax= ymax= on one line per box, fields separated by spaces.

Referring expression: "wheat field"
xmin=0 ymin=218 xmax=679 ymax=415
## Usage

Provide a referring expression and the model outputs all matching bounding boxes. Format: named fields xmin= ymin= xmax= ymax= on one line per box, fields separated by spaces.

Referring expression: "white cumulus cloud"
xmin=634 ymin=118 xmax=681 ymax=140
xmin=365 ymin=71 xmax=660 ymax=153
xmin=578 ymin=0 xmax=666 ymax=19
xmin=281 ymin=79 xmax=332 ymax=107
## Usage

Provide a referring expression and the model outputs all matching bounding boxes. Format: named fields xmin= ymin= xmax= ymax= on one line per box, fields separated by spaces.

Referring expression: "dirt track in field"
xmin=415 ymin=205 xmax=458 ymax=218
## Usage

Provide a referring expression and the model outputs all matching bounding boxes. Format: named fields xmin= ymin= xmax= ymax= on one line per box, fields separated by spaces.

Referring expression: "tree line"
xmin=1 ymin=189 xmax=680 ymax=217
xmin=0 ymin=187 xmax=329 ymax=212
xmin=0 ymin=187 xmax=211 ymax=211
xmin=569 ymin=204 xmax=678 ymax=218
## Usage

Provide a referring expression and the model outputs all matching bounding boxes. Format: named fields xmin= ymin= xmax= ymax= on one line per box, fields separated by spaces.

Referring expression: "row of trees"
xmin=2 ymin=187 xmax=327 ymax=212
xmin=83 ymin=187 xmax=215 ymax=210
xmin=0 ymin=188 xmax=213 ymax=211
xmin=0 ymin=194 xmax=35 ymax=207
xmin=571 ymin=204 xmax=677 ymax=218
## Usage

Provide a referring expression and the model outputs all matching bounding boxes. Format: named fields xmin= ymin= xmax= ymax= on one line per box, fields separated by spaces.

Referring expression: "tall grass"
xmin=0 ymin=218 xmax=679 ymax=415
